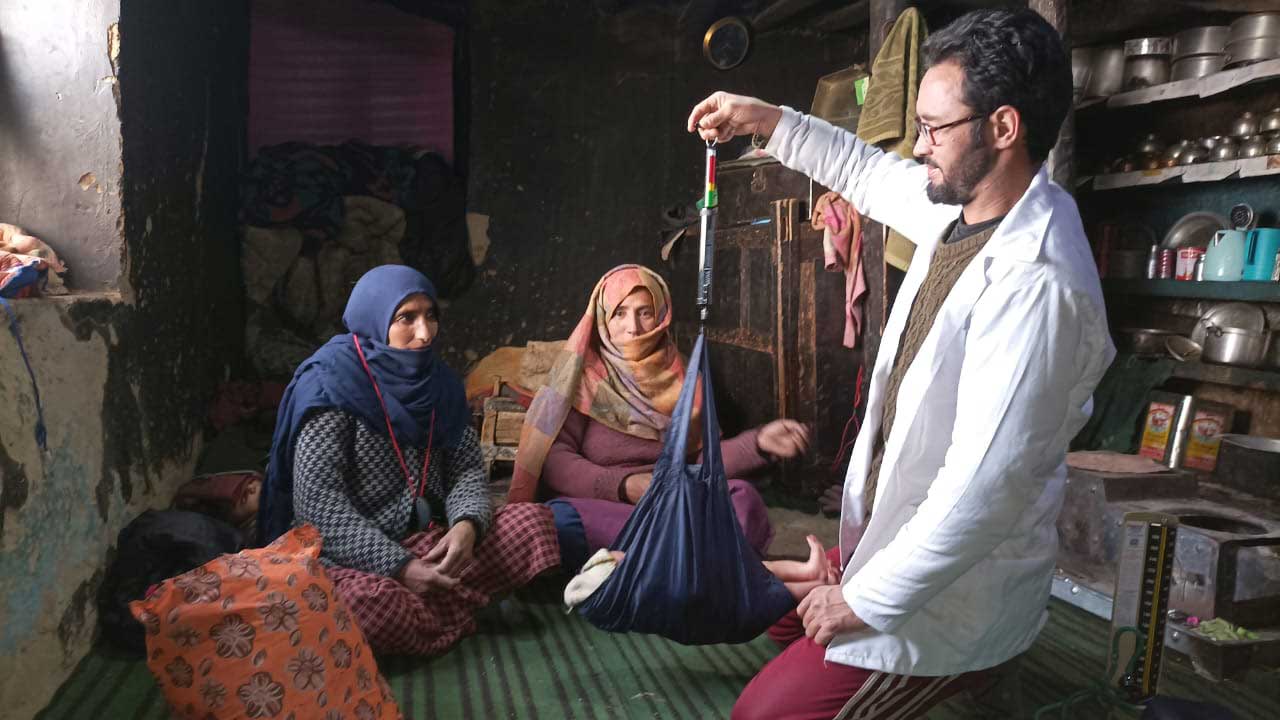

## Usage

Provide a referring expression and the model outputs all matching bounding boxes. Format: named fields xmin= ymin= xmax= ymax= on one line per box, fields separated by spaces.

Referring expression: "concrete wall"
xmin=0 ymin=0 xmax=125 ymax=291
xmin=440 ymin=0 xmax=865 ymax=368
xmin=0 ymin=1 xmax=248 ymax=716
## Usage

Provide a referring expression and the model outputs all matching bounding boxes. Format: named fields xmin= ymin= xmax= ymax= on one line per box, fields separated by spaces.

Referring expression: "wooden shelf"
xmin=1077 ymin=58 xmax=1280 ymax=111
xmin=1082 ymin=155 xmax=1280 ymax=192
xmin=1103 ymin=279 xmax=1280 ymax=302
xmin=1169 ymin=361 xmax=1280 ymax=392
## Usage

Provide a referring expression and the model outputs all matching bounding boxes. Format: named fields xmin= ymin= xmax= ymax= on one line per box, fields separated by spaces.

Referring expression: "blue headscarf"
xmin=259 ymin=265 xmax=469 ymax=544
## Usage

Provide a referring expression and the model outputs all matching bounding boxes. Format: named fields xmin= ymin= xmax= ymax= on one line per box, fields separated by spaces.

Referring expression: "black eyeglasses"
xmin=915 ymin=114 xmax=985 ymax=146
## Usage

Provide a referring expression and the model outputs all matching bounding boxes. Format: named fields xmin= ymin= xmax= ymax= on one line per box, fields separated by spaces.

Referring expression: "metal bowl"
xmin=1267 ymin=132 xmax=1280 ymax=155
xmin=1125 ymin=37 xmax=1174 ymax=57
xmin=1165 ymin=335 xmax=1203 ymax=362
xmin=1124 ymin=56 xmax=1170 ymax=89
xmin=1172 ymin=54 xmax=1226 ymax=81
xmin=1230 ymin=112 xmax=1260 ymax=138
xmin=1179 ymin=145 xmax=1208 ymax=164
xmin=1174 ymin=26 xmax=1230 ymax=59
xmin=1225 ymin=36 xmax=1280 ymax=67
xmin=1136 ymin=133 xmax=1165 ymax=155
xmin=1163 ymin=211 xmax=1229 ymax=249
xmin=1200 ymin=135 xmax=1229 ymax=149
xmin=1228 ymin=13 xmax=1280 ymax=44
xmin=1163 ymin=139 xmax=1194 ymax=162
xmin=1211 ymin=143 xmax=1240 ymax=161
xmin=1241 ymin=135 xmax=1267 ymax=158
xmin=1262 ymin=108 xmax=1280 ymax=134
xmin=1116 ymin=328 xmax=1176 ymax=356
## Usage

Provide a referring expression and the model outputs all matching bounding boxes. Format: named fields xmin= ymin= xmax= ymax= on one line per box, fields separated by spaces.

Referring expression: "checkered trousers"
xmin=325 ymin=503 xmax=560 ymax=656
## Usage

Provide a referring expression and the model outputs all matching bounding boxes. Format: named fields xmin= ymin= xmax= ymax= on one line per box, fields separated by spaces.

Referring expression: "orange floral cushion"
xmin=130 ymin=525 xmax=402 ymax=720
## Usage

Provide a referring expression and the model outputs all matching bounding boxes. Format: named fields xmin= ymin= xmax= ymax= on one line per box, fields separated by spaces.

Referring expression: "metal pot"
xmin=1267 ymin=132 xmax=1280 ymax=155
xmin=1116 ymin=328 xmax=1176 ymax=356
xmin=1230 ymin=112 xmax=1260 ymax=138
xmin=1201 ymin=135 xmax=1229 ymax=149
xmin=1228 ymin=13 xmax=1280 ymax=44
xmin=1202 ymin=325 xmax=1268 ymax=367
xmin=1174 ymin=26 xmax=1230 ymax=59
xmin=1241 ymin=135 xmax=1267 ymax=158
xmin=1125 ymin=37 xmax=1174 ymax=57
xmin=1225 ymin=36 xmax=1280 ymax=67
xmin=1210 ymin=141 xmax=1239 ymax=161
xmin=1087 ymin=45 xmax=1126 ymax=97
xmin=1123 ymin=56 xmax=1170 ymax=89
xmin=1172 ymin=54 xmax=1226 ymax=80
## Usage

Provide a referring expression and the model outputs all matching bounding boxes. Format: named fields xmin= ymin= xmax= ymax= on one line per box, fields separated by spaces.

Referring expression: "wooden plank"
xmin=494 ymin=411 xmax=525 ymax=446
xmin=752 ymin=0 xmax=829 ymax=32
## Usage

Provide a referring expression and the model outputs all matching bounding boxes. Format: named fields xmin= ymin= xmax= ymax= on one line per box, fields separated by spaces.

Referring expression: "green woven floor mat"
xmin=34 ymin=600 xmax=1280 ymax=719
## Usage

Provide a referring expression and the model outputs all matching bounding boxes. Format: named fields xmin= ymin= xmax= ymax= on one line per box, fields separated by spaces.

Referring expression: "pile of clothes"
xmin=239 ymin=141 xmax=474 ymax=377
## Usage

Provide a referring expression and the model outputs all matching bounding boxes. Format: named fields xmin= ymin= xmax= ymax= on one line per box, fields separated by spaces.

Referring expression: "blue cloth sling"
xmin=576 ymin=332 xmax=795 ymax=644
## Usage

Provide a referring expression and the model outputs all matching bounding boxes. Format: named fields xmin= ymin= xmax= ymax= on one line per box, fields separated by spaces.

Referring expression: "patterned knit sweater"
xmin=293 ymin=409 xmax=492 ymax=577
xmin=863 ymin=220 xmax=999 ymax=511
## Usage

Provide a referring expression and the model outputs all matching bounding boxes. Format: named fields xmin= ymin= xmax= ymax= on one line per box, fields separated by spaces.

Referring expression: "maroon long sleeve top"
xmin=540 ymin=408 xmax=772 ymax=502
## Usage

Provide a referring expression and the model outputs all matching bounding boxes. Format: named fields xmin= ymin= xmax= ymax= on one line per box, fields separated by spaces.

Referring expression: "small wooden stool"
xmin=479 ymin=377 xmax=527 ymax=483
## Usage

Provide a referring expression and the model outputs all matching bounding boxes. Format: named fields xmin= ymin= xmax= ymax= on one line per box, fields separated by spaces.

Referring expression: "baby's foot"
xmin=800 ymin=534 xmax=831 ymax=583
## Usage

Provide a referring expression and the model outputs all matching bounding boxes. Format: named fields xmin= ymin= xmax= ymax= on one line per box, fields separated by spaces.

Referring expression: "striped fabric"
xmin=36 ymin=602 xmax=1280 ymax=719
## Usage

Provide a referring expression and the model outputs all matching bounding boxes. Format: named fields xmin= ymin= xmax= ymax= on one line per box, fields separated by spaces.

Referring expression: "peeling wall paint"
xmin=0 ymin=1 xmax=249 ymax=716
xmin=0 ymin=0 xmax=126 ymax=291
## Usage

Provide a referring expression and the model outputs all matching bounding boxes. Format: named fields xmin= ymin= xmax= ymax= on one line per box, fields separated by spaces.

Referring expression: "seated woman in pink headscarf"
xmin=507 ymin=264 xmax=810 ymax=570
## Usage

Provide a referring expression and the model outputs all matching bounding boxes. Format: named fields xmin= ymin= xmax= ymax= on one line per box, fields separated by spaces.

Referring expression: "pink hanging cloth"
xmin=811 ymin=191 xmax=867 ymax=348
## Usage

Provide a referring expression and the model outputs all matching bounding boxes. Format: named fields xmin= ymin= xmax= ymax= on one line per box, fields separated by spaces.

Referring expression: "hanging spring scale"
xmin=697 ymin=139 xmax=718 ymax=325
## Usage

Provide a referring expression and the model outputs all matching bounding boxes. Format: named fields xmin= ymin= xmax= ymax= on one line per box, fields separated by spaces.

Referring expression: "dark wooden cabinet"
xmin=666 ymin=160 xmax=883 ymax=502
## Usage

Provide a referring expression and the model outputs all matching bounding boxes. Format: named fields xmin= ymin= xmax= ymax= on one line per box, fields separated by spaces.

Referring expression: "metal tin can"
xmin=1273 ymin=252 xmax=1280 ymax=282
xmin=1175 ymin=248 xmax=1200 ymax=280
xmin=1196 ymin=255 xmax=1206 ymax=281
xmin=1159 ymin=249 xmax=1175 ymax=279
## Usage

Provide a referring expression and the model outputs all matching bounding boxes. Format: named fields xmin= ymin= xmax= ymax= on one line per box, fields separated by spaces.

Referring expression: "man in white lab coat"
xmin=689 ymin=8 xmax=1115 ymax=720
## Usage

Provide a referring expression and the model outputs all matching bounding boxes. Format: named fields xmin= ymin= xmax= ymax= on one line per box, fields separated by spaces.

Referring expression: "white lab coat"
xmin=767 ymin=108 xmax=1115 ymax=676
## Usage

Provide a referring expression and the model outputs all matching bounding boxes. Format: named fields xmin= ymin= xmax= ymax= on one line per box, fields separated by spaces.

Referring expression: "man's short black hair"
xmin=921 ymin=8 xmax=1071 ymax=165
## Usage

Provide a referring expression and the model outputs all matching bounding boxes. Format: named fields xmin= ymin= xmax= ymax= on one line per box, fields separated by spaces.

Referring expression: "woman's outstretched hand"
xmin=757 ymin=419 xmax=811 ymax=459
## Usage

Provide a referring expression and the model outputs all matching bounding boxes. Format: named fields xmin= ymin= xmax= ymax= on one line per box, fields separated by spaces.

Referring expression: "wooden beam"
xmin=1030 ymin=0 xmax=1074 ymax=191
xmin=752 ymin=0 xmax=830 ymax=32
xmin=810 ymin=0 xmax=872 ymax=33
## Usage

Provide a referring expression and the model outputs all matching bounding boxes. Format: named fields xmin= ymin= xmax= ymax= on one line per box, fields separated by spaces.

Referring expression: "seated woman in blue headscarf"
xmin=260 ymin=265 xmax=560 ymax=656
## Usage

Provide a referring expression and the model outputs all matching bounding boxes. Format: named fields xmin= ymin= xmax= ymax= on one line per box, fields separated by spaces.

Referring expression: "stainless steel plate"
xmin=1163 ymin=211 xmax=1229 ymax=249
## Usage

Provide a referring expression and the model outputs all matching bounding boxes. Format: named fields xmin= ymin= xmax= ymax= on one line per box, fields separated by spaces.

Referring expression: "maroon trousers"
xmin=326 ymin=503 xmax=560 ymax=656
xmin=733 ymin=547 xmax=997 ymax=720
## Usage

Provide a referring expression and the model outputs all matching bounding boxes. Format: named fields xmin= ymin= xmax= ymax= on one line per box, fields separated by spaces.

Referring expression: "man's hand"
xmin=624 ymin=473 xmax=653 ymax=504
xmin=797 ymin=584 xmax=868 ymax=646
xmin=397 ymin=558 xmax=460 ymax=594
xmin=687 ymin=92 xmax=784 ymax=143
xmin=423 ymin=520 xmax=478 ymax=578
xmin=757 ymin=419 xmax=811 ymax=460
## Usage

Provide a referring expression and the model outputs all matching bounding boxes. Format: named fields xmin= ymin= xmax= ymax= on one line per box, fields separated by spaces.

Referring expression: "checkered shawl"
xmin=508 ymin=265 xmax=700 ymax=503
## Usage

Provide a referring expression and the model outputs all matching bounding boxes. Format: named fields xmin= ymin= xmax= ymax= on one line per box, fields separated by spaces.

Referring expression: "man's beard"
xmin=925 ymin=134 xmax=995 ymax=206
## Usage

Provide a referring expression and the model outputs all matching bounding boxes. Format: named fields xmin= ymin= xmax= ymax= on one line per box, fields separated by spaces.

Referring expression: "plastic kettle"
xmin=1243 ymin=228 xmax=1280 ymax=281
xmin=1203 ymin=229 xmax=1246 ymax=281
